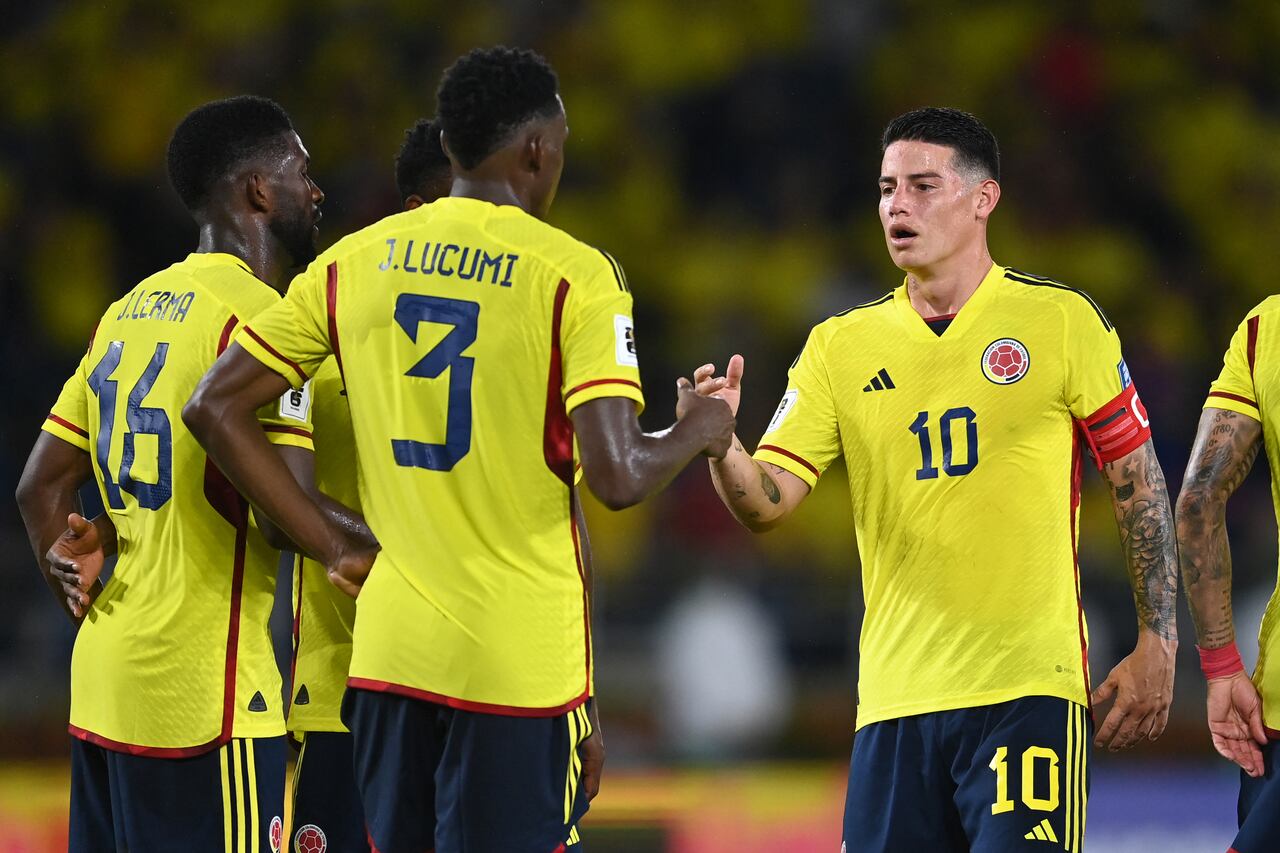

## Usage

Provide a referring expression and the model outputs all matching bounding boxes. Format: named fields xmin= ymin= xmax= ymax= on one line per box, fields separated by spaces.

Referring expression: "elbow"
xmin=181 ymin=386 xmax=218 ymax=443
xmin=584 ymin=463 xmax=645 ymax=511
xmin=1173 ymin=488 xmax=1212 ymax=529
xmin=14 ymin=470 xmax=38 ymax=521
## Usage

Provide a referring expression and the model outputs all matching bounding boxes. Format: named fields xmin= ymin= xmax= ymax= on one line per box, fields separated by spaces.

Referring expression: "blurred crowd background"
xmin=4 ymin=1 xmax=1280 ymax=849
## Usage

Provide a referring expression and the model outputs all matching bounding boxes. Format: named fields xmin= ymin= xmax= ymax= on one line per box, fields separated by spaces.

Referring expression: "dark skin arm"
xmin=184 ymin=344 xmax=376 ymax=596
xmin=267 ymin=446 xmax=376 ymax=557
xmin=1176 ymin=407 xmax=1268 ymax=776
xmin=572 ymin=491 xmax=604 ymax=800
xmin=1089 ymin=438 xmax=1179 ymax=750
xmin=15 ymin=433 xmax=104 ymax=624
xmin=571 ymin=386 xmax=735 ymax=511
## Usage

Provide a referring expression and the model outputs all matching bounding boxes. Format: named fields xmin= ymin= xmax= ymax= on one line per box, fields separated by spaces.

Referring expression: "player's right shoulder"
xmin=817 ymin=290 xmax=896 ymax=335
xmin=1242 ymin=294 xmax=1280 ymax=323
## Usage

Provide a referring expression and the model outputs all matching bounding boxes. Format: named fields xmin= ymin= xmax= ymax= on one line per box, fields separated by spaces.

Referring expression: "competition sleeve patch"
xmin=1078 ymin=385 xmax=1151 ymax=467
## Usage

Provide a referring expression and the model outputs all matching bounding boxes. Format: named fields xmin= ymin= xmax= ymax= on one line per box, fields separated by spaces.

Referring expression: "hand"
xmin=1091 ymin=630 xmax=1176 ymax=750
xmin=1206 ymin=670 xmax=1268 ymax=777
xmin=675 ymin=377 xmax=735 ymax=459
xmin=47 ymin=513 xmax=106 ymax=618
xmin=579 ymin=700 xmax=605 ymax=801
xmin=692 ymin=354 xmax=745 ymax=416
xmin=325 ymin=530 xmax=380 ymax=599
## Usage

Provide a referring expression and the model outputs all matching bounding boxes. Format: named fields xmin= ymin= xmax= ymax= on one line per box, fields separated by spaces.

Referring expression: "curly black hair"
xmin=882 ymin=107 xmax=1000 ymax=182
xmin=395 ymin=117 xmax=451 ymax=202
xmin=166 ymin=96 xmax=296 ymax=212
xmin=436 ymin=46 xmax=560 ymax=170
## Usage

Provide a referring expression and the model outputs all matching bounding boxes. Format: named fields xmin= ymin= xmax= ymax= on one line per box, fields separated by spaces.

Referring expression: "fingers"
xmin=1147 ymin=706 xmax=1170 ymax=741
xmin=693 ymin=364 xmax=715 ymax=385
xmin=1213 ymin=732 xmax=1265 ymax=777
xmin=1245 ymin=699 xmax=1269 ymax=746
xmin=1089 ymin=676 xmax=1116 ymax=708
xmin=327 ymin=568 xmax=362 ymax=599
xmin=1093 ymin=699 xmax=1129 ymax=750
xmin=725 ymin=354 xmax=745 ymax=388
xmin=676 ymin=377 xmax=693 ymax=393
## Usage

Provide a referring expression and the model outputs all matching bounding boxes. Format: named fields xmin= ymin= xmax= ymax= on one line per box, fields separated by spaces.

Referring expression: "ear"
xmin=974 ymin=178 xmax=1000 ymax=221
xmin=523 ymin=129 xmax=544 ymax=175
xmin=404 ymin=194 xmax=425 ymax=211
xmin=246 ymin=171 xmax=272 ymax=214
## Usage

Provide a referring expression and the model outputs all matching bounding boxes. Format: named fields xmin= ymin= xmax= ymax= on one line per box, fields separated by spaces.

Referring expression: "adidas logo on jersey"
xmin=862 ymin=368 xmax=896 ymax=392
xmin=248 ymin=691 xmax=268 ymax=712
xmin=1024 ymin=818 xmax=1058 ymax=842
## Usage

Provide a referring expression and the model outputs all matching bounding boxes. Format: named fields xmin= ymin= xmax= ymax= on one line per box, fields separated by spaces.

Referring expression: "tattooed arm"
xmin=1089 ymin=437 xmax=1179 ymax=751
xmin=1175 ymin=407 xmax=1268 ymax=776
xmin=691 ymin=356 xmax=810 ymax=531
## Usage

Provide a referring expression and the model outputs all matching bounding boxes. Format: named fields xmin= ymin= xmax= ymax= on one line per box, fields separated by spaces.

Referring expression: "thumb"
xmin=67 ymin=512 xmax=93 ymax=536
xmin=1247 ymin=702 xmax=1269 ymax=746
xmin=676 ymin=377 xmax=694 ymax=393
xmin=1091 ymin=677 xmax=1116 ymax=706
xmin=726 ymin=354 xmax=745 ymax=389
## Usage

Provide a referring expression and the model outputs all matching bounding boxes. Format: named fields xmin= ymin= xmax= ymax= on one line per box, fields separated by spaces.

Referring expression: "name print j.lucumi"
xmin=378 ymin=237 xmax=519 ymax=287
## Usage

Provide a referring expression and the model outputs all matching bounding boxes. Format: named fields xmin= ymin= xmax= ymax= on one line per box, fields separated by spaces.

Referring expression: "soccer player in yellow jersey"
xmin=14 ymin=97 xmax=327 ymax=852
xmin=184 ymin=48 xmax=734 ymax=853
xmin=693 ymin=108 xmax=1179 ymax=851
xmin=1176 ymin=304 xmax=1280 ymax=853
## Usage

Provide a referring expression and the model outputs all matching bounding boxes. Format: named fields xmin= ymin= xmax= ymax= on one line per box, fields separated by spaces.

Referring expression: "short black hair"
xmin=167 ymin=96 xmax=296 ymax=212
xmin=882 ymin=107 xmax=1000 ymax=182
xmin=395 ymin=117 xmax=452 ymax=201
xmin=436 ymin=46 xmax=560 ymax=170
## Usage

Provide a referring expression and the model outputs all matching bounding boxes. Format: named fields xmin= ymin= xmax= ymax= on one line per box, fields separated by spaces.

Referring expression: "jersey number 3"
xmin=391 ymin=294 xmax=480 ymax=472
xmin=87 ymin=341 xmax=173 ymax=511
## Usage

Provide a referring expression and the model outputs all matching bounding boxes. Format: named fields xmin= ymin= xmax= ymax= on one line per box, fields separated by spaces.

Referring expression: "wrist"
xmin=1198 ymin=641 xmax=1245 ymax=680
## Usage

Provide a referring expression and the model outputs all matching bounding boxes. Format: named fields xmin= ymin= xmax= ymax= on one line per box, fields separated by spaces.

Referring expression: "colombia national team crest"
xmin=981 ymin=338 xmax=1030 ymax=385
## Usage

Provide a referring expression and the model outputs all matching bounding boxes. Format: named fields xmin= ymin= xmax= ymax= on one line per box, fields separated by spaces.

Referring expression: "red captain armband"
xmin=1077 ymin=385 xmax=1152 ymax=468
xmin=1198 ymin=642 xmax=1245 ymax=680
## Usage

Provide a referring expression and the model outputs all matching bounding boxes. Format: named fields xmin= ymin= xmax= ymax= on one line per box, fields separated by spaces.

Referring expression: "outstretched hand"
xmin=1206 ymin=671 xmax=1268 ymax=777
xmin=692 ymin=354 xmax=745 ymax=416
xmin=47 ymin=513 xmax=106 ymax=618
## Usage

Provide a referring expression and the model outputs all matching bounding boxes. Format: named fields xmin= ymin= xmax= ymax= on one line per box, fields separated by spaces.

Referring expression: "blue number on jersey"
xmin=87 ymin=341 xmax=174 ymax=511
xmin=910 ymin=407 xmax=979 ymax=479
xmin=391 ymin=294 xmax=481 ymax=471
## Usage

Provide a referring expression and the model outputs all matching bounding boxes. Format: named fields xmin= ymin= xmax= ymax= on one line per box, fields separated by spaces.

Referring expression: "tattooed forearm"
xmin=1104 ymin=440 xmax=1179 ymax=641
xmin=760 ymin=470 xmax=782 ymax=504
xmin=1175 ymin=408 xmax=1262 ymax=648
xmin=706 ymin=438 xmax=803 ymax=531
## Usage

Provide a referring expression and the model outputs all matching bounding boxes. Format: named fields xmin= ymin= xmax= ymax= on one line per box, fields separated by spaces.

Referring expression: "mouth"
xmin=888 ymin=224 xmax=917 ymax=248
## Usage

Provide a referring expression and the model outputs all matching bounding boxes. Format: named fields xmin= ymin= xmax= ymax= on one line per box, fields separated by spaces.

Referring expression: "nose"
xmin=312 ymin=180 xmax=325 ymax=206
xmin=886 ymin=185 xmax=909 ymax=217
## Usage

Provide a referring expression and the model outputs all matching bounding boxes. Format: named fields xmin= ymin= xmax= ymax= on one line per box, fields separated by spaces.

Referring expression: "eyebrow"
xmin=879 ymin=171 xmax=944 ymax=183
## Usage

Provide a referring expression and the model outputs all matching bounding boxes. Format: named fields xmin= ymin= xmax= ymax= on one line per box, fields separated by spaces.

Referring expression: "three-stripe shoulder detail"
xmin=596 ymin=249 xmax=630 ymax=292
xmin=1004 ymin=268 xmax=1112 ymax=331
xmin=833 ymin=291 xmax=893 ymax=317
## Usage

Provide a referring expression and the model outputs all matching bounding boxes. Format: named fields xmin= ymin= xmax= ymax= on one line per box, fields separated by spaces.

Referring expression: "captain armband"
xmin=1077 ymin=385 xmax=1152 ymax=468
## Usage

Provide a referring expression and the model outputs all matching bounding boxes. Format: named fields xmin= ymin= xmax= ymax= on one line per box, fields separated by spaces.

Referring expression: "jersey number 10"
xmin=908 ymin=407 xmax=978 ymax=479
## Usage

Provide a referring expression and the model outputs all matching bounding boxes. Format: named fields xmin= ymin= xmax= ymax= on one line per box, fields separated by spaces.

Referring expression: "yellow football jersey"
xmin=41 ymin=253 xmax=313 ymax=755
xmin=1205 ymin=296 xmax=1280 ymax=732
xmin=288 ymin=357 xmax=357 ymax=733
xmin=756 ymin=263 xmax=1149 ymax=729
xmin=239 ymin=197 xmax=644 ymax=714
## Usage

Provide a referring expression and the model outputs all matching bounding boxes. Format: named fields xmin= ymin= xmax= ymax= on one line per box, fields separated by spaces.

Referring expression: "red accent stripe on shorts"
xmin=45 ymin=414 xmax=89 ymax=438
xmin=345 ymin=679 xmax=589 ymax=719
xmin=243 ymin=327 xmax=308 ymax=385
xmin=756 ymin=444 xmax=820 ymax=479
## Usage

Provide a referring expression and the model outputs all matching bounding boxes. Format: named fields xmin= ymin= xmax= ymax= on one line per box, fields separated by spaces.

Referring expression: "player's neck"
xmin=904 ymin=246 xmax=994 ymax=318
xmin=449 ymin=177 xmax=530 ymax=214
xmin=195 ymin=219 xmax=289 ymax=288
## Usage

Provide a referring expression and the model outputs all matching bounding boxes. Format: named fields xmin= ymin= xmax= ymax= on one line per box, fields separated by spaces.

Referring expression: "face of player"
xmin=528 ymin=96 xmax=568 ymax=221
xmin=878 ymin=140 xmax=988 ymax=274
xmin=266 ymin=132 xmax=325 ymax=267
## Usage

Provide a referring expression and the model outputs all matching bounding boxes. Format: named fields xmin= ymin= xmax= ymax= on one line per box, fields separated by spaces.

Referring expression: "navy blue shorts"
xmin=291 ymin=730 xmax=369 ymax=853
xmin=1234 ymin=739 xmax=1280 ymax=853
xmin=843 ymin=696 xmax=1090 ymax=853
xmin=342 ymin=688 xmax=592 ymax=853
xmin=69 ymin=735 xmax=286 ymax=853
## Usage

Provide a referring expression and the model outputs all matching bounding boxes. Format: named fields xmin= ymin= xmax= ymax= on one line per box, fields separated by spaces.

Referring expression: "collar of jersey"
xmin=184 ymin=252 xmax=254 ymax=275
xmin=893 ymin=262 xmax=1005 ymax=341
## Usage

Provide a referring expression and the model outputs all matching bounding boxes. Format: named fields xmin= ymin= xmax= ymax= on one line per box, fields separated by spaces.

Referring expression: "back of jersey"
xmin=241 ymin=198 xmax=643 ymax=714
xmin=43 ymin=252 xmax=312 ymax=754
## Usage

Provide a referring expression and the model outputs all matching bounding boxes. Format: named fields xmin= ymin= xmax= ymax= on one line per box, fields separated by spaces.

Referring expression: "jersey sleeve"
xmin=1063 ymin=300 xmax=1151 ymax=467
xmin=236 ymin=259 xmax=332 ymax=390
xmin=1205 ymin=311 xmax=1261 ymax=422
xmin=560 ymin=251 xmax=645 ymax=415
xmin=42 ymin=351 xmax=92 ymax=451
xmin=752 ymin=327 xmax=840 ymax=489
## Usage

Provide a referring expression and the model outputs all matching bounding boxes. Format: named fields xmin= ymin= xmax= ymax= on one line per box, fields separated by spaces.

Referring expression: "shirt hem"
xmin=854 ymin=683 xmax=1088 ymax=731
xmin=346 ymin=676 xmax=589 ymax=718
